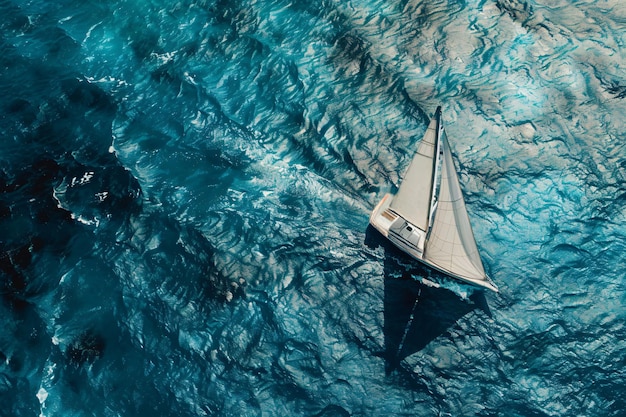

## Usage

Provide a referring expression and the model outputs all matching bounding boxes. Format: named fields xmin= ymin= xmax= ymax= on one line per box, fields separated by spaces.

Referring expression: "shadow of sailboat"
xmin=365 ymin=225 xmax=490 ymax=374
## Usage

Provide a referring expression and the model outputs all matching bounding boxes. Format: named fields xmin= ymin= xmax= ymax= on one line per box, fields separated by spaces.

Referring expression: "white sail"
xmin=389 ymin=114 xmax=439 ymax=232
xmin=424 ymin=131 xmax=487 ymax=281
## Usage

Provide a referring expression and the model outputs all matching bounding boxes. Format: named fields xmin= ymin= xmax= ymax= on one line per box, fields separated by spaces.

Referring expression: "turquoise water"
xmin=1 ymin=0 xmax=626 ymax=415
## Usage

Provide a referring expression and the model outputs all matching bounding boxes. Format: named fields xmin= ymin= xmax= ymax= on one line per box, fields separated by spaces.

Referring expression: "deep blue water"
xmin=2 ymin=0 xmax=626 ymax=415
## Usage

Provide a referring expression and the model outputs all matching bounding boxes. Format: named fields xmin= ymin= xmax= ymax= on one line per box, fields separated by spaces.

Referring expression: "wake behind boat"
xmin=370 ymin=107 xmax=498 ymax=292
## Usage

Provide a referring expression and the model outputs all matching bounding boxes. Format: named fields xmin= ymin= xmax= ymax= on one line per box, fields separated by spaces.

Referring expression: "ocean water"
xmin=1 ymin=0 xmax=626 ymax=415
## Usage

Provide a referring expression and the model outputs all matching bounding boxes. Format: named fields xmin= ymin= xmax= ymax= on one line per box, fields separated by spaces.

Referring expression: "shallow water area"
xmin=1 ymin=0 xmax=626 ymax=416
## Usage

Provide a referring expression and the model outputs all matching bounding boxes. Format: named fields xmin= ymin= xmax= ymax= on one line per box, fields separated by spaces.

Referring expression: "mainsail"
xmin=424 ymin=131 xmax=487 ymax=281
xmin=389 ymin=111 xmax=440 ymax=232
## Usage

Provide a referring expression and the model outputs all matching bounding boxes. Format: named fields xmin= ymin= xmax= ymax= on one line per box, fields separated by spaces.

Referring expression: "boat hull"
xmin=370 ymin=194 xmax=498 ymax=292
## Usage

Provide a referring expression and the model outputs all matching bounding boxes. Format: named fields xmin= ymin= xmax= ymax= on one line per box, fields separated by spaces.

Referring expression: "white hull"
xmin=370 ymin=193 xmax=498 ymax=292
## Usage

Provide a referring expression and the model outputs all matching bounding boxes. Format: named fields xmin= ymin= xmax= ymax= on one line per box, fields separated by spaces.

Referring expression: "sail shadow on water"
xmin=365 ymin=225 xmax=490 ymax=374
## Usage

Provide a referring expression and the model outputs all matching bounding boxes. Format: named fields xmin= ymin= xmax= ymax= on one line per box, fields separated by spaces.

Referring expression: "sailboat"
xmin=369 ymin=107 xmax=498 ymax=292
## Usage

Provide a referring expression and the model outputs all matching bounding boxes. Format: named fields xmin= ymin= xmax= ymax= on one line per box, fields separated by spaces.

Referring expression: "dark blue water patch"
xmin=496 ymin=0 xmax=534 ymax=22
xmin=0 ymin=278 xmax=51 ymax=417
xmin=4 ymin=98 xmax=38 ymax=129
xmin=599 ymin=78 xmax=626 ymax=100
xmin=312 ymin=404 xmax=351 ymax=417
xmin=63 ymin=78 xmax=116 ymax=115
xmin=1 ymin=77 xmax=117 ymax=177
xmin=66 ymin=330 xmax=106 ymax=368
xmin=1 ymin=158 xmax=76 ymax=252
xmin=122 ymin=22 xmax=162 ymax=63
xmin=0 ymin=243 xmax=33 ymax=301
xmin=53 ymin=160 xmax=142 ymax=229
xmin=0 ymin=0 xmax=30 ymax=33
xmin=330 ymin=31 xmax=372 ymax=73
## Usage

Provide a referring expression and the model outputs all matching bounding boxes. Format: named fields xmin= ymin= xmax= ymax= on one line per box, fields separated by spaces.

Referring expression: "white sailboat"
xmin=370 ymin=107 xmax=498 ymax=292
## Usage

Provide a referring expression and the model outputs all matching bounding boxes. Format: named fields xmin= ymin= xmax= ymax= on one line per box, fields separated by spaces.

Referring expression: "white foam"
xmin=36 ymin=387 xmax=48 ymax=404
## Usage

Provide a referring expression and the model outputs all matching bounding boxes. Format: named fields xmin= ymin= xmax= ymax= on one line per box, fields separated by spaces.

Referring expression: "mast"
xmin=426 ymin=107 xmax=442 ymax=232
